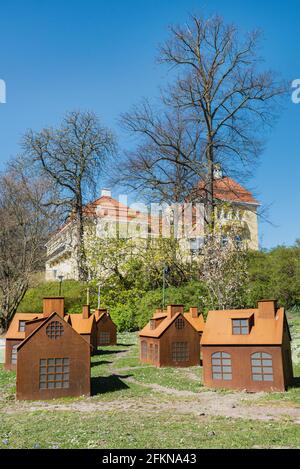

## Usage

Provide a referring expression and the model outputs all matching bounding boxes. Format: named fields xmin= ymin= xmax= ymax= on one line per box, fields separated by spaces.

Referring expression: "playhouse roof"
xmin=65 ymin=314 xmax=95 ymax=334
xmin=6 ymin=313 xmax=44 ymax=340
xmin=184 ymin=312 xmax=205 ymax=333
xmin=16 ymin=312 xmax=91 ymax=351
xmin=201 ymin=307 xmax=286 ymax=346
xmin=139 ymin=312 xmax=184 ymax=338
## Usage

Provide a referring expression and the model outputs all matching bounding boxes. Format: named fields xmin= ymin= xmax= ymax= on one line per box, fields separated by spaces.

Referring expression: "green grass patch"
xmin=0 ymin=411 xmax=299 ymax=449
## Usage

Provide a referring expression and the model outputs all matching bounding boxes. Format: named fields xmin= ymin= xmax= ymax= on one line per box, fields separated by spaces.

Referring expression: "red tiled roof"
xmin=197 ymin=177 xmax=260 ymax=206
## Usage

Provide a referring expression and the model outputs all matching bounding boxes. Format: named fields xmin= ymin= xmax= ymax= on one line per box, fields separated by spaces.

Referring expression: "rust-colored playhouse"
xmin=201 ymin=300 xmax=294 ymax=392
xmin=94 ymin=308 xmax=117 ymax=346
xmin=16 ymin=311 xmax=91 ymax=400
xmin=139 ymin=305 xmax=200 ymax=367
xmin=65 ymin=305 xmax=98 ymax=354
xmin=4 ymin=313 xmax=44 ymax=371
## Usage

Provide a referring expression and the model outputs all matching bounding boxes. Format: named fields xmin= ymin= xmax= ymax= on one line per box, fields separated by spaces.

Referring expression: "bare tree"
xmin=22 ymin=110 xmax=117 ymax=280
xmin=0 ymin=160 xmax=56 ymax=332
xmin=116 ymin=14 xmax=287 ymax=228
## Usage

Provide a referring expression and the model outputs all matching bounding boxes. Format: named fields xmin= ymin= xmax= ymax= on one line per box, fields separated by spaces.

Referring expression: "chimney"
xmin=94 ymin=308 xmax=107 ymax=320
xmin=167 ymin=305 xmax=184 ymax=319
xmin=189 ymin=307 xmax=198 ymax=319
xmin=43 ymin=297 xmax=65 ymax=318
xmin=82 ymin=305 xmax=91 ymax=319
xmin=257 ymin=300 xmax=277 ymax=319
xmin=101 ymin=189 xmax=112 ymax=198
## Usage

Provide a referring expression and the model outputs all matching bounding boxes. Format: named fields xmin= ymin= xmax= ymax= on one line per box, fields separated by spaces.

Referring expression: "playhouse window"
xmin=211 ymin=352 xmax=232 ymax=380
xmin=232 ymin=319 xmax=249 ymax=335
xmin=251 ymin=353 xmax=273 ymax=382
xmin=11 ymin=345 xmax=18 ymax=365
xmin=172 ymin=342 xmax=189 ymax=362
xmin=175 ymin=318 xmax=185 ymax=330
xmin=39 ymin=358 xmax=70 ymax=389
xmin=154 ymin=344 xmax=159 ymax=362
xmin=141 ymin=341 xmax=147 ymax=360
xmin=99 ymin=331 xmax=110 ymax=345
xmin=18 ymin=321 xmax=26 ymax=332
xmin=46 ymin=321 xmax=64 ymax=339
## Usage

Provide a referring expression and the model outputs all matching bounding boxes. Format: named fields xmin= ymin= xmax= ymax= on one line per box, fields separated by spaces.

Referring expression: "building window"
xmin=18 ymin=321 xmax=26 ymax=332
xmin=11 ymin=345 xmax=18 ymax=365
xmin=154 ymin=344 xmax=159 ymax=362
xmin=141 ymin=341 xmax=147 ymax=360
xmin=149 ymin=343 xmax=154 ymax=361
xmin=39 ymin=358 xmax=70 ymax=389
xmin=251 ymin=353 xmax=273 ymax=382
xmin=99 ymin=331 xmax=110 ymax=345
xmin=172 ymin=342 xmax=189 ymax=362
xmin=232 ymin=319 xmax=250 ymax=335
xmin=46 ymin=321 xmax=64 ymax=339
xmin=175 ymin=318 xmax=185 ymax=330
xmin=211 ymin=352 xmax=232 ymax=380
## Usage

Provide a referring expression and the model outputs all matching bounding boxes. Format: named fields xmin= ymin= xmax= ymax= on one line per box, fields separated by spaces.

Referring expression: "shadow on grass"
xmin=91 ymin=374 xmax=132 ymax=395
xmin=95 ymin=349 xmax=128 ymax=356
xmin=117 ymin=343 xmax=136 ymax=347
xmin=292 ymin=377 xmax=300 ymax=388
xmin=91 ymin=360 xmax=112 ymax=367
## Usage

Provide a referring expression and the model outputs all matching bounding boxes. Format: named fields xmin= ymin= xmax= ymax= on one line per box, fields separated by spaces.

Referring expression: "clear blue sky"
xmin=0 ymin=0 xmax=299 ymax=249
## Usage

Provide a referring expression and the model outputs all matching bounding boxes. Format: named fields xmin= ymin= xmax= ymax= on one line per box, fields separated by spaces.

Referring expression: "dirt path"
xmin=2 ymin=342 xmax=300 ymax=424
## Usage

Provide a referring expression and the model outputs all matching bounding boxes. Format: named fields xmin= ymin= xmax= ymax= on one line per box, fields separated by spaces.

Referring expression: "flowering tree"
xmin=200 ymin=227 xmax=249 ymax=310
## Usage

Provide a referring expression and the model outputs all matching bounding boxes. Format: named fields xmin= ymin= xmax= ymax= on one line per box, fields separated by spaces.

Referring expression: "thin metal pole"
xmin=97 ymin=284 xmax=101 ymax=309
xmin=162 ymin=267 xmax=166 ymax=310
xmin=87 ymin=285 xmax=90 ymax=306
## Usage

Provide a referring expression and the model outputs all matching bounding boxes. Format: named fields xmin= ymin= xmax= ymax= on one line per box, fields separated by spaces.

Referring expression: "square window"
xmin=55 ymin=359 xmax=63 ymax=365
xmin=63 ymin=358 xmax=69 ymax=365
xmin=241 ymin=327 xmax=249 ymax=335
xmin=55 ymin=374 xmax=63 ymax=380
xmin=253 ymin=374 xmax=263 ymax=381
xmin=63 ymin=373 xmax=69 ymax=381
xmin=56 ymin=366 xmax=63 ymax=373
xmin=222 ymin=359 xmax=231 ymax=365
xmin=262 ymin=360 xmax=272 ymax=367
xmin=263 ymin=368 xmax=272 ymax=374
xmin=40 ymin=367 xmax=47 ymax=374
xmin=223 ymin=374 xmax=232 ymax=381
xmin=48 ymin=382 xmax=55 ymax=389
xmin=212 ymin=359 xmax=221 ymax=365
xmin=252 ymin=367 xmax=262 ymax=374
xmin=40 ymin=359 xmax=47 ymax=366
xmin=263 ymin=375 xmax=274 ymax=382
xmin=40 ymin=375 xmax=46 ymax=383
xmin=252 ymin=360 xmax=261 ymax=366
xmin=48 ymin=366 xmax=55 ymax=373
xmin=212 ymin=366 xmax=222 ymax=373
xmin=223 ymin=366 xmax=232 ymax=373
xmin=48 ymin=359 xmax=55 ymax=365
xmin=233 ymin=327 xmax=241 ymax=335
xmin=213 ymin=373 xmax=222 ymax=380
xmin=55 ymin=382 xmax=62 ymax=389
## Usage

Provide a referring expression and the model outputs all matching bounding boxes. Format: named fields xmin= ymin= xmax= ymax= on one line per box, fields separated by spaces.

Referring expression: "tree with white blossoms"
xmin=200 ymin=226 xmax=249 ymax=310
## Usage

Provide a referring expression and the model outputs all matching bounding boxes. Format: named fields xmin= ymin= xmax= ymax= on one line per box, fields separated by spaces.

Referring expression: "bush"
xmin=110 ymin=303 xmax=138 ymax=332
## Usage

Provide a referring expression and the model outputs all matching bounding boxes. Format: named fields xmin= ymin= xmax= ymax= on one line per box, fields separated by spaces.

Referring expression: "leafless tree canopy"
xmin=22 ymin=110 xmax=117 ymax=280
xmin=0 ymin=160 xmax=55 ymax=332
xmin=115 ymin=14 xmax=287 ymax=226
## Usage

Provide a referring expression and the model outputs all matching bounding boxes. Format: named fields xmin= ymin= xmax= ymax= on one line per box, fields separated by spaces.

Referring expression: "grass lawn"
xmin=0 ymin=313 xmax=300 ymax=449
